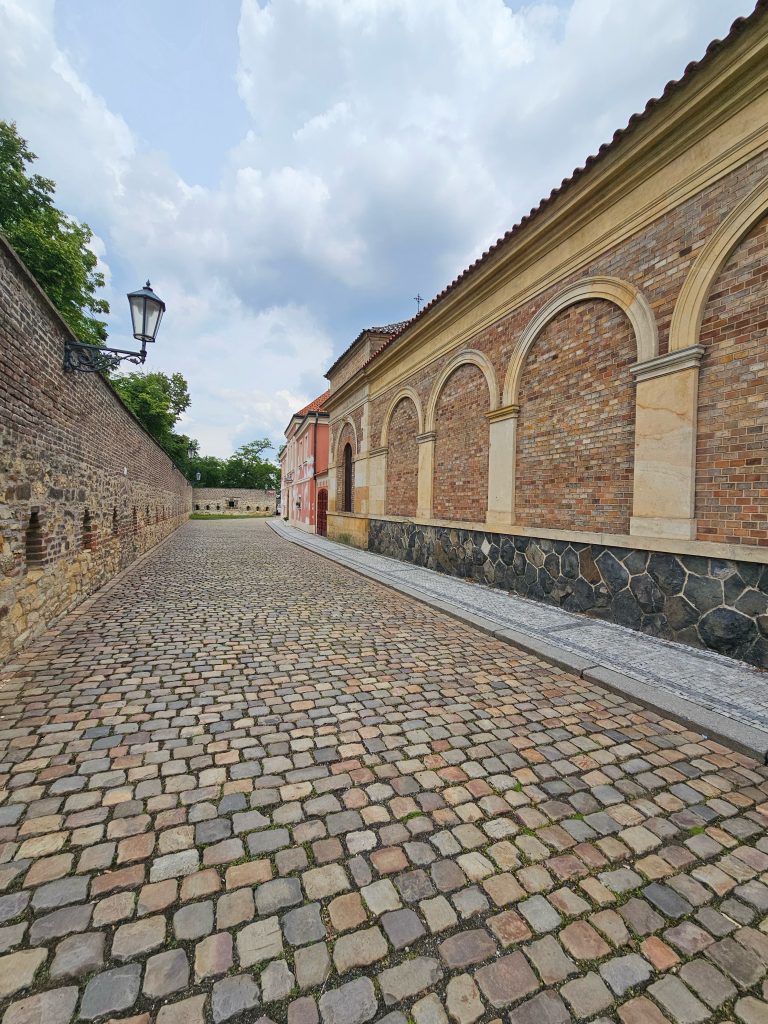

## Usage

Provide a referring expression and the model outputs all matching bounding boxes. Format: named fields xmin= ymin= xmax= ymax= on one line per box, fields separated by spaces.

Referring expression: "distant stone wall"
xmin=0 ymin=235 xmax=191 ymax=664
xmin=193 ymin=488 xmax=276 ymax=514
xmin=369 ymin=519 xmax=768 ymax=669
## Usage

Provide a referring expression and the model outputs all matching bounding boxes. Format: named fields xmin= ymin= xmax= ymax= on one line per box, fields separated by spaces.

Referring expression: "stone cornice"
xmin=486 ymin=404 xmax=520 ymax=423
xmin=630 ymin=346 xmax=705 ymax=383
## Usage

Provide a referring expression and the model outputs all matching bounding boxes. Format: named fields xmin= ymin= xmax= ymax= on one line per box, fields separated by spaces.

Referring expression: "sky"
xmin=0 ymin=0 xmax=755 ymax=458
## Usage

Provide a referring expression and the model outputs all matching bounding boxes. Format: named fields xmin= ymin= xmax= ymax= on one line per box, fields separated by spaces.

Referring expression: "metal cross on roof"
xmin=414 ymin=293 xmax=423 ymax=313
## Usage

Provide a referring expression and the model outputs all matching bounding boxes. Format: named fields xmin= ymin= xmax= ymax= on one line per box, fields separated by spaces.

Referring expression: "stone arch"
xmin=342 ymin=441 xmax=354 ymax=513
xmin=502 ymin=276 xmax=658 ymax=406
xmin=431 ymin=359 xmax=494 ymax=522
xmin=384 ymin=395 xmax=420 ymax=517
xmin=515 ymin=296 xmax=637 ymax=532
xmin=425 ymin=350 xmax=498 ymax=433
xmin=331 ymin=417 xmax=359 ymax=464
xmin=670 ymin=177 xmax=768 ymax=353
xmin=694 ymin=209 xmax=768 ymax=546
xmin=380 ymin=387 xmax=424 ymax=447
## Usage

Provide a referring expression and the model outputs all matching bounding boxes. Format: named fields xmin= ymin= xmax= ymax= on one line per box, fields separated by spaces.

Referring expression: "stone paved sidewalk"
xmin=0 ymin=518 xmax=767 ymax=1024
xmin=271 ymin=520 xmax=768 ymax=757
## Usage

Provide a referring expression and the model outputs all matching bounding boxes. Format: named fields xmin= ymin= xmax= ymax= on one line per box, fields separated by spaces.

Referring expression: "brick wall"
xmin=432 ymin=364 xmax=490 ymax=522
xmin=696 ymin=214 xmax=768 ymax=546
xmin=0 ymin=237 xmax=191 ymax=664
xmin=370 ymin=150 xmax=768 ymax=548
xmin=516 ymin=300 xmax=636 ymax=532
xmin=385 ymin=398 xmax=418 ymax=517
xmin=193 ymin=488 xmax=276 ymax=514
xmin=336 ymin=423 xmax=356 ymax=512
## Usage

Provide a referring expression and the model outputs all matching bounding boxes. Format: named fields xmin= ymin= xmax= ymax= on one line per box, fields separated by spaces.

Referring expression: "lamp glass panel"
xmin=143 ymin=301 xmax=162 ymax=340
xmin=129 ymin=294 xmax=146 ymax=338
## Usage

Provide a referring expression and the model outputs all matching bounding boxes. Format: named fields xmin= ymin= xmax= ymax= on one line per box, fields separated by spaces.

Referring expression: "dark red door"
xmin=317 ymin=489 xmax=328 ymax=537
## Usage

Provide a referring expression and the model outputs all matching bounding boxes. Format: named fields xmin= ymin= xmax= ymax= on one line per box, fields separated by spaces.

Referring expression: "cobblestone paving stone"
xmin=0 ymin=518 xmax=767 ymax=1023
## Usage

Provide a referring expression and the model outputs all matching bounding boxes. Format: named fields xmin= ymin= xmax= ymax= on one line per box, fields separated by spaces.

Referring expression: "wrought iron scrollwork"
xmin=63 ymin=341 xmax=147 ymax=374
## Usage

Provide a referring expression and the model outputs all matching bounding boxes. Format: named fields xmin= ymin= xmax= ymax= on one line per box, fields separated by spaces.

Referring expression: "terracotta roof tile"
xmin=325 ymin=321 xmax=412 ymax=379
xmin=295 ymin=390 xmax=330 ymax=418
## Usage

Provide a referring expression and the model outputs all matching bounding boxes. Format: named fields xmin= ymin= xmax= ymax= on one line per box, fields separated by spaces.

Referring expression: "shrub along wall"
xmin=0 ymin=234 xmax=191 ymax=663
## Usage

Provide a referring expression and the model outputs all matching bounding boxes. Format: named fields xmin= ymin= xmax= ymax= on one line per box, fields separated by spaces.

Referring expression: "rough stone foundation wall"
xmin=0 ymin=236 xmax=191 ymax=664
xmin=369 ymin=519 xmax=768 ymax=669
xmin=193 ymin=488 xmax=276 ymax=514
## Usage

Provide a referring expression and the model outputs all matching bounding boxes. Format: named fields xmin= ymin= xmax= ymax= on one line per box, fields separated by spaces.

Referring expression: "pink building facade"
xmin=280 ymin=391 xmax=330 ymax=534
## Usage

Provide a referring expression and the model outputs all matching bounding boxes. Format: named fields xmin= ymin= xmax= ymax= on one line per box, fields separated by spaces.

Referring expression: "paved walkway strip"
xmin=0 ymin=518 xmax=766 ymax=1024
xmin=271 ymin=520 xmax=768 ymax=762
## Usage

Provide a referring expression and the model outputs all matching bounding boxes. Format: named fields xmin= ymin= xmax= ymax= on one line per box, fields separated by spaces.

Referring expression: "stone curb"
xmin=269 ymin=520 xmax=768 ymax=764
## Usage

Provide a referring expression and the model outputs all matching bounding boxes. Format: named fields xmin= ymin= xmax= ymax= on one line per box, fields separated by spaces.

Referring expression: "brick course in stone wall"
xmin=0 ymin=237 xmax=191 ymax=663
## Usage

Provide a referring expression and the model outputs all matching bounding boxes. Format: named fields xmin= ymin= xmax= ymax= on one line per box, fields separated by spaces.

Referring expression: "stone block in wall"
xmin=368 ymin=519 xmax=768 ymax=669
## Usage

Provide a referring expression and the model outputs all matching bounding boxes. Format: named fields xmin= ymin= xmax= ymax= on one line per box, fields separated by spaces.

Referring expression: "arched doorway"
xmin=317 ymin=489 xmax=328 ymax=537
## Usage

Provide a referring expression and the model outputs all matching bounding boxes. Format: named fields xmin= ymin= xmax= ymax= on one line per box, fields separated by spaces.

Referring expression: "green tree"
xmin=0 ymin=120 xmax=109 ymax=346
xmin=224 ymin=440 xmax=280 ymax=490
xmin=112 ymin=371 xmax=192 ymax=464
xmin=190 ymin=455 xmax=228 ymax=487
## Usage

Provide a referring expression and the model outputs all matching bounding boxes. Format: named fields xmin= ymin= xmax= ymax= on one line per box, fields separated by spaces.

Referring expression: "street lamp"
xmin=64 ymin=280 xmax=166 ymax=373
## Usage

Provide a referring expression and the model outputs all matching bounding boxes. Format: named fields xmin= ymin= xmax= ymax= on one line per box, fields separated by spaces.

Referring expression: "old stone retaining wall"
xmin=193 ymin=488 xmax=277 ymax=514
xmin=0 ymin=235 xmax=192 ymax=663
xmin=369 ymin=519 xmax=768 ymax=669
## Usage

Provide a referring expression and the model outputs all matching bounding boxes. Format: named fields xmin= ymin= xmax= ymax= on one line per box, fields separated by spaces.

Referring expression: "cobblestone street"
xmin=0 ymin=518 xmax=767 ymax=1024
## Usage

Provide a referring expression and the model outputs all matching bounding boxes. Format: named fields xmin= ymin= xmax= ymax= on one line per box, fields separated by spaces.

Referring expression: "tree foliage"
xmin=111 ymin=370 xmax=197 ymax=468
xmin=191 ymin=440 xmax=280 ymax=490
xmin=0 ymin=120 xmax=109 ymax=346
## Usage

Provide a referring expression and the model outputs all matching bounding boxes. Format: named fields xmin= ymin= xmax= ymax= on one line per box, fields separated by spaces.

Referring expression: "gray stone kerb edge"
xmin=268 ymin=521 xmax=768 ymax=765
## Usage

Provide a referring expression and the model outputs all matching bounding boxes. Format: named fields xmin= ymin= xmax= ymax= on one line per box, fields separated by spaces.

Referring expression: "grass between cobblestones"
xmin=0 ymin=519 xmax=766 ymax=1024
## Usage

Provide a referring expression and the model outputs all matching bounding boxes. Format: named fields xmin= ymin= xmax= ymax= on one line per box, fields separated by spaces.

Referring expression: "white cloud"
xmin=0 ymin=0 xmax=753 ymax=455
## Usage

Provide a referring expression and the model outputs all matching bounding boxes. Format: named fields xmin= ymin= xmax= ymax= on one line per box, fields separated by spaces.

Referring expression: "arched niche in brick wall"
xmin=429 ymin=355 xmax=496 ymax=523
xmin=330 ymin=417 xmax=358 ymax=465
xmin=379 ymin=387 xmax=424 ymax=447
xmin=502 ymin=276 xmax=658 ymax=406
xmin=383 ymin=395 xmax=421 ymax=518
xmin=693 ymin=209 xmax=768 ymax=547
xmin=670 ymin=176 xmax=768 ymax=354
xmin=424 ymin=350 xmax=499 ymax=433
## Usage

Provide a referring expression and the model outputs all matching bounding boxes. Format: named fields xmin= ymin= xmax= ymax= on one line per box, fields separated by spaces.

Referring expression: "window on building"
xmin=228 ymin=500 xmax=236 ymax=508
xmin=112 ymin=508 xmax=119 ymax=535
xmin=195 ymin=504 xmax=200 ymax=511
xmin=343 ymin=442 xmax=353 ymax=512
